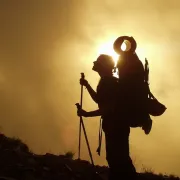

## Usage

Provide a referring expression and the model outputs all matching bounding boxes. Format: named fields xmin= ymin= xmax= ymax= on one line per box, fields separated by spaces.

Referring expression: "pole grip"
xmin=81 ymin=72 xmax=85 ymax=79
xmin=75 ymin=103 xmax=81 ymax=110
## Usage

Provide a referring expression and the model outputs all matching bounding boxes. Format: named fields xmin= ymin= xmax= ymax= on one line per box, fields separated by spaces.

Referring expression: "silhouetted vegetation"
xmin=0 ymin=133 xmax=179 ymax=180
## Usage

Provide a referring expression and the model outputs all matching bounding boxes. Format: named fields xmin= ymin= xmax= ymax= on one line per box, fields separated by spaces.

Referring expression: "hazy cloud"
xmin=0 ymin=0 xmax=180 ymax=176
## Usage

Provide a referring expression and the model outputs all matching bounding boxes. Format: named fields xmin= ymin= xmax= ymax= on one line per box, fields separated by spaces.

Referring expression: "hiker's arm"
xmin=80 ymin=78 xmax=98 ymax=103
xmin=85 ymin=83 xmax=98 ymax=103
xmin=77 ymin=109 xmax=101 ymax=117
xmin=77 ymin=101 xmax=114 ymax=118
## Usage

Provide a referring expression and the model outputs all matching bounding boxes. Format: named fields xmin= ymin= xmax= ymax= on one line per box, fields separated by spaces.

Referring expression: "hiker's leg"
xmin=114 ymin=127 xmax=136 ymax=176
xmin=105 ymin=127 xmax=137 ymax=179
xmin=104 ymin=133 xmax=117 ymax=180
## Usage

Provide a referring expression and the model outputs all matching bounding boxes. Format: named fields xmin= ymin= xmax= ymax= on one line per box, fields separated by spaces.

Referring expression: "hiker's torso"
xmin=96 ymin=76 xmax=122 ymax=131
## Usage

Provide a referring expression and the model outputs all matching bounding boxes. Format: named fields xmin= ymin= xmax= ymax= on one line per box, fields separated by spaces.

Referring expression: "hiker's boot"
xmin=142 ymin=118 xmax=152 ymax=135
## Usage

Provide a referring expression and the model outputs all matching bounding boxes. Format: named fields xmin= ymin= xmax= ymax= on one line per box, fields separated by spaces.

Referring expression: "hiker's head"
xmin=92 ymin=54 xmax=115 ymax=76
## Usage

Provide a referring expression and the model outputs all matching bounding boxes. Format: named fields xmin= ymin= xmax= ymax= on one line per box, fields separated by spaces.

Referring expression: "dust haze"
xmin=0 ymin=0 xmax=180 ymax=176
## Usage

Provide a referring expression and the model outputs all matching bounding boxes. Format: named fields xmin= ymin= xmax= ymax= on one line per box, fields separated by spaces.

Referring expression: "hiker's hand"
xmin=80 ymin=78 xmax=89 ymax=87
xmin=77 ymin=108 xmax=88 ymax=117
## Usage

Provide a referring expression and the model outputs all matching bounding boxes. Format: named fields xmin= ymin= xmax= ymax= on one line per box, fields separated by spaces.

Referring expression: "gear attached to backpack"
xmin=144 ymin=58 xmax=167 ymax=116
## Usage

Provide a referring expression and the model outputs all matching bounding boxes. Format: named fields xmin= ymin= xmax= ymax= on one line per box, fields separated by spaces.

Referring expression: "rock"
xmin=0 ymin=134 xmax=179 ymax=180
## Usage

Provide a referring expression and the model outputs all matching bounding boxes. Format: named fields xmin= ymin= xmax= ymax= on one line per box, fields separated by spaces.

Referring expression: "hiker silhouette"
xmin=77 ymin=54 xmax=137 ymax=179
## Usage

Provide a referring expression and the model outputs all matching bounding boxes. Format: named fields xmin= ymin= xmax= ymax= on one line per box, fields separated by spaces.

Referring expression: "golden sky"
xmin=0 ymin=0 xmax=180 ymax=176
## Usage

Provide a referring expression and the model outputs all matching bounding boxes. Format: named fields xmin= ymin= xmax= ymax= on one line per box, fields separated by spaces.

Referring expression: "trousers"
xmin=104 ymin=125 xmax=137 ymax=180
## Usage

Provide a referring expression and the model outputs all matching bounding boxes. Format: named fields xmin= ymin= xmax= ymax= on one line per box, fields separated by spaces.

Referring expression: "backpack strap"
xmin=96 ymin=117 xmax=103 ymax=156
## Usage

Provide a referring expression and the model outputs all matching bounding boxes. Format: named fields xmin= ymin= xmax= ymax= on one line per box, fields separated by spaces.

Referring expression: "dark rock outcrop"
xmin=0 ymin=133 xmax=179 ymax=180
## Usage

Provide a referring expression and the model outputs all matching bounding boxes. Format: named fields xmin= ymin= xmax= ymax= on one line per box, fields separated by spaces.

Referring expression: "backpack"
xmin=116 ymin=55 xmax=167 ymax=128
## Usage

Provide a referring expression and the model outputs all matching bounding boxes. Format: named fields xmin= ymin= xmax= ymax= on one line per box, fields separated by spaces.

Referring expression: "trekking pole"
xmin=78 ymin=72 xmax=84 ymax=160
xmin=77 ymin=73 xmax=94 ymax=165
xmin=76 ymin=103 xmax=94 ymax=166
xmin=75 ymin=73 xmax=103 ymax=179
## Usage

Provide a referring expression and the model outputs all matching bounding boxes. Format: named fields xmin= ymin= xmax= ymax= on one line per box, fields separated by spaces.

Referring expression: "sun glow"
xmin=97 ymin=41 xmax=127 ymax=66
xmin=121 ymin=42 xmax=126 ymax=52
xmin=96 ymin=41 xmax=127 ymax=78
xmin=97 ymin=42 xmax=119 ymax=66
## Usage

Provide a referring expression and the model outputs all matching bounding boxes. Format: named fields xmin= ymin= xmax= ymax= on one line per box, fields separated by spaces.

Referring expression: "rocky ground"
xmin=0 ymin=133 xmax=179 ymax=180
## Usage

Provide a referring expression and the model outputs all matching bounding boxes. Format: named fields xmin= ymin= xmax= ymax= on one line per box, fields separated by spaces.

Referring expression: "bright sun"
xmin=96 ymin=41 xmax=127 ymax=78
xmin=97 ymin=41 xmax=126 ymax=66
